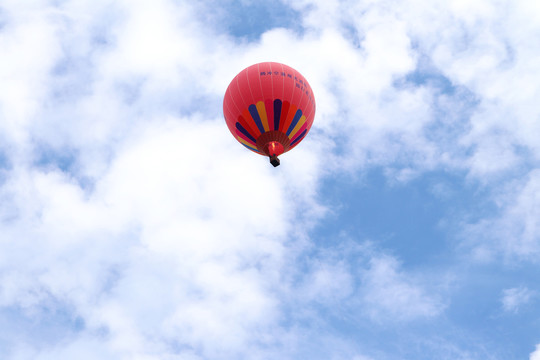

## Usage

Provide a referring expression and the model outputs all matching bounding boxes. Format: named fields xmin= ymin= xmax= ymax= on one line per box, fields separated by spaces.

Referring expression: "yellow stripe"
xmin=237 ymin=136 xmax=258 ymax=150
xmin=256 ymin=101 xmax=269 ymax=132
xmin=288 ymin=115 xmax=306 ymax=139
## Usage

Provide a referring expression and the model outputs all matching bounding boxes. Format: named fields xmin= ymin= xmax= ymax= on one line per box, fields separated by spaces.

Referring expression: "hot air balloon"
xmin=223 ymin=62 xmax=316 ymax=167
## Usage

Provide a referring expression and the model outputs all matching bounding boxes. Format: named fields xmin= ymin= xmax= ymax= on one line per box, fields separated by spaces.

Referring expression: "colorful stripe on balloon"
xmin=290 ymin=129 xmax=307 ymax=147
xmin=273 ymin=99 xmax=282 ymax=131
xmin=236 ymin=99 xmax=310 ymax=144
xmin=240 ymin=142 xmax=260 ymax=153
xmin=235 ymin=122 xmax=256 ymax=143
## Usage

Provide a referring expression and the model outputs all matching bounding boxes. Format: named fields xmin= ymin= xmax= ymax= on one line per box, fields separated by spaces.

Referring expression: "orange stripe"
xmin=237 ymin=115 xmax=258 ymax=140
xmin=256 ymin=101 xmax=269 ymax=132
xmin=241 ymin=108 xmax=262 ymax=136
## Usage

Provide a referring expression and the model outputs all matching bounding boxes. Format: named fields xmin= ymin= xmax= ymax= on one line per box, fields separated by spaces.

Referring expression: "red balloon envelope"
xmin=223 ymin=62 xmax=316 ymax=167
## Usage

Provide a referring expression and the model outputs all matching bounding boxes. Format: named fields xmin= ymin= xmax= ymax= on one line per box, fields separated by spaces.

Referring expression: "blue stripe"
xmin=286 ymin=109 xmax=303 ymax=136
xmin=235 ymin=122 xmax=256 ymax=143
xmin=290 ymin=129 xmax=307 ymax=146
xmin=241 ymin=143 xmax=260 ymax=153
xmin=248 ymin=104 xmax=266 ymax=134
xmin=273 ymin=99 xmax=282 ymax=131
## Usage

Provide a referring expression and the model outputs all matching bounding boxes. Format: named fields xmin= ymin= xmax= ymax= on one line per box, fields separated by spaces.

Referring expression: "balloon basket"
xmin=269 ymin=155 xmax=280 ymax=167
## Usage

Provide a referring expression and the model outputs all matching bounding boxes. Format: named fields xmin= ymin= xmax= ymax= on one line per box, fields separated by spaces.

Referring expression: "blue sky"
xmin=1 ymin=0 xmax=540 ymax=359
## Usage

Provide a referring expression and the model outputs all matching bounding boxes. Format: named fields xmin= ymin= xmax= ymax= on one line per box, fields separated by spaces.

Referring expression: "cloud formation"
xmin=1 ymin=0 xmax=540 ymax=359
xmin=532 ymin=345 xmax=540 ymax=360
xmin=502 ymin=286 xmax=534 ymax=313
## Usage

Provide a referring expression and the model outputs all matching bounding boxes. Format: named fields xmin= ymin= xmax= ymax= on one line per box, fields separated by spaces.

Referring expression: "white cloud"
xmin=297 ymin=259 xmax=354 ymax=305
xmin=280 ymin=0 xmax=540 ymax=181
xmin=0 ymin=115 xmax=301 ymax=358
xmin=502 ymin=286 xmax=534 ymax=313
xmin=464 ymin=169 xmax=540 ymax=262
xmin=531 ymin=345 xmax=540 ymax=360
xmin=0 ymin=3 xmax=63 ymax=149
xmin=360 ymin=255 xmax=445 ymax=321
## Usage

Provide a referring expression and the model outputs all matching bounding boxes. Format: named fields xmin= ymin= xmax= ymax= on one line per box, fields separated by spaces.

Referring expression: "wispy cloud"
xmin=502 ymin=286 xmax=535 ymax=313
xmin=360 ymin=254 xmax=445 ymax=321
xmin=464 ymin=170 xmax=540 ymax=262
